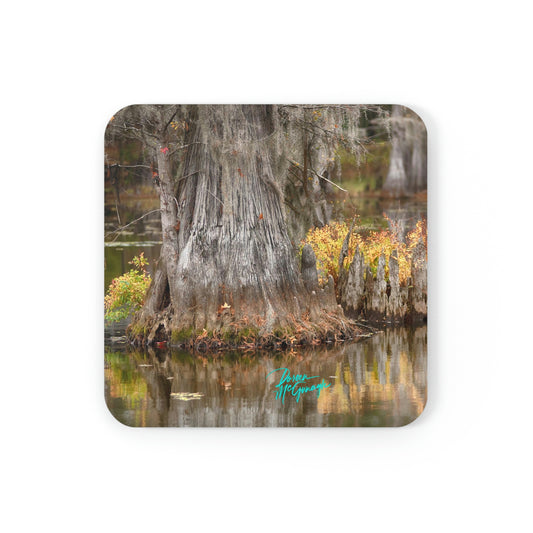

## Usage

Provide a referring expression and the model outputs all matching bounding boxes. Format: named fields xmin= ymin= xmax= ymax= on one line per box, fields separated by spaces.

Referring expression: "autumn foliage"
xmin=302 ymin=216 xmax=427 ymax=286
xmin=105 ymin=253 xmax=151 ymax=322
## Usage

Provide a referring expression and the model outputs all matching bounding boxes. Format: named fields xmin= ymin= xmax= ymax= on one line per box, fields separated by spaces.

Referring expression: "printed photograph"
xmin=104 ymin=104 xmax=427 ymax=427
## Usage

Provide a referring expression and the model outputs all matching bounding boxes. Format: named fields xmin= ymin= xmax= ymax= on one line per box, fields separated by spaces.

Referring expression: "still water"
xmin=105 ymin=326 xmax=426 ymax=427
xmin=104 ymin=193 xmax=427 ymax=427
xmin=104 ymin=195 xmax=426 ymax=291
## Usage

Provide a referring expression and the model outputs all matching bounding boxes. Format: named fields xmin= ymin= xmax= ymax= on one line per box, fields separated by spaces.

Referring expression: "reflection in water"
xmin=105 ymin=327 xmax=426 ymax=427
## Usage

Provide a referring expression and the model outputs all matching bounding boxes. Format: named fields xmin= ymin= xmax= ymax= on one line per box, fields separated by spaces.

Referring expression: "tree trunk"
xmin=383 ymin=105 xmax=408 ymax=197
xmin=130 ymin=105 xmax=355 ymax=347
xmin=383 ymin=105 xmax=427 ymax=196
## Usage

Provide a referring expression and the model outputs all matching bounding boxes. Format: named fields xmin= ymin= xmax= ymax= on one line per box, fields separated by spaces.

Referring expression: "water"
xmin=105 ymin=326 xmax=426 ymax=427
xmin=104 ymin=191 xmax=427 ymax=427
xmin=104 ymin=194 xmax=426 ymax=292
xmin=104 ymin=200 xmax=161 ymax=291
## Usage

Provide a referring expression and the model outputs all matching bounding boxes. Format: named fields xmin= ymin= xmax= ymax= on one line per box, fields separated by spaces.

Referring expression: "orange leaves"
xmin=170 ymin=120 xmax=189 ymax=132
xmin=258 ymin=213 xmax=263 ymax=221
xmin=406 ymin=219 xmax=428 ymax=252
xmin=302 ymin=218 xmax=427 ymax=286
xmin=217 ymin=301 xmax=232 ymax=316
xmin=302 ymin=221 xmax=358 ymax=285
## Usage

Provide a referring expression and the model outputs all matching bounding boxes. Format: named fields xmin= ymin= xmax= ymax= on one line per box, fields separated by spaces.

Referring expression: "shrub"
xmin=105 ymin=253 xmax=151 ymax=322
xmin=302 ymin=217 xmax=427 ymax=286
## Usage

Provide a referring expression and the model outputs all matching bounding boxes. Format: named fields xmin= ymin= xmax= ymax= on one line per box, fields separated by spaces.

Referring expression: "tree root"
xmin=127 ymin=305 xmax=368 ymax=352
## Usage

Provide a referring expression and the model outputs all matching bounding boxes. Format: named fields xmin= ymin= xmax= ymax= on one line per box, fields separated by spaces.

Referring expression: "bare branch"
xmin=287 ymin=159 xmax=348 ymax=192
xmin=105 ymin=209 xmax=161 ymax=241
xmin=168 ymin=141 xmax=206 ymax=156
xmin=163 ymin=106 xmax=180 ymax=134
xmin=107 ymin=163 xmax=152 ymax=169
xmin=177 ymin=170 xmax=202 ymax=183
xmin=207 ymin=189 xmax=225 ymax=207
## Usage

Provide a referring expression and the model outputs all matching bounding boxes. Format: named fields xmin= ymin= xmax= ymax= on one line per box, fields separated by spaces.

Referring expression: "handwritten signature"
xmin=266 ymin=368 xmax=331 ymax=404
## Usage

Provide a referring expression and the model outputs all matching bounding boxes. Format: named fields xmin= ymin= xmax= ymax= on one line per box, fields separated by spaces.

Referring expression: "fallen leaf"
xmin=170 ymin=392 xmax=204 ymax=401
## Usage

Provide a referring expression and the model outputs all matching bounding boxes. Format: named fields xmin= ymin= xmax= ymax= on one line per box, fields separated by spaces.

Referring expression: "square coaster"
xmin=104 ymin=104 xmax=427 ymax=427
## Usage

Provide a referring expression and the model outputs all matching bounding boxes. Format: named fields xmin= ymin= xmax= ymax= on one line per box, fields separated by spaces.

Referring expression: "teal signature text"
xmin=266 ymin=368 xmax=331 ymax=404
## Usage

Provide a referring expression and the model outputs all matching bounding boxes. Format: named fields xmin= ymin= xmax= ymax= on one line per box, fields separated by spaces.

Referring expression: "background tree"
xmin=382 ymin=105 xmax=427 ymax=197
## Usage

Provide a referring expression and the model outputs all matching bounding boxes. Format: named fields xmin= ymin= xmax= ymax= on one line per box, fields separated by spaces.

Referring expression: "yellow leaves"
xmin=303 ymin=221 xmax=357 ymax=285
xmin=221 ymin=302 xmax=231 ymax=310
xmin=406 ymin=219 xmax=428 ymax=253
xmin=302 ymin=218 xmax=427 ymax=286
xmin=170 ymin=120 xmax=189 ymax=132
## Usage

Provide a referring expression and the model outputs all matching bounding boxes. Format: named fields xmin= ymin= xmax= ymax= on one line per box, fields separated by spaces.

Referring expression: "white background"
xmin=1 ymin=1 xmax=532 ymax=531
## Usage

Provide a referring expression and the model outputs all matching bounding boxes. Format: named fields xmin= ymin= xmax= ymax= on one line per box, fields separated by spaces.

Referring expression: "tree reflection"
xmin=105 ymin=327 xmax=426 ymax=427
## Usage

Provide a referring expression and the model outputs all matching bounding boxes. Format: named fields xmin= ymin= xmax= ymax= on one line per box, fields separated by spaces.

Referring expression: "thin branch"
xmin=107 ymin=163 xmax=152 ymax=169
xmin=105 ymin=209 xmax=161 ymax=240
xmin=163 ymin=106 xmax=179 ymax=133
xmin=287 ymin=159 xmax=348 ymax=192
xmin=207 ymin=189 xmax=225 ymax=207
xmin=110 ymin=123 xmax=159 ymax=148
xmin=177 ymin=169 xmax=202 ymax=183
xmin=168 ymin=141 xmax=206 ymax=156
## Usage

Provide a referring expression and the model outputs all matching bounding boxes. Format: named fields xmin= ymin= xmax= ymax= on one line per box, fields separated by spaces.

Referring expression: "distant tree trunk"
xmin=132 ymin=105 xmax=351 ymax=346
xmin=383 ymin=105 xmax=427 ymax=197
xmin=383 ymin=105 xmax=408 ymax=196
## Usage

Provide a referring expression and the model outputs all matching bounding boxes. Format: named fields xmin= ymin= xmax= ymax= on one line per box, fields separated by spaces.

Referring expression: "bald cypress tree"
xmin=106 ymin=104 xmax=374 ymax=347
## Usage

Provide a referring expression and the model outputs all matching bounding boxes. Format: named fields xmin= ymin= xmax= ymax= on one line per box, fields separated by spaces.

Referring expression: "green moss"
xmin=219 ymin=326 xmax=258 ymax=344
xmin=272 ymin=326 xmax=295 ymax=339
xmin=171 ymin=327 xmax=195 ymax=343
xmin=128 ymin=322 xmax=147 ymax=337
xmin=237 ymin=327 xmax=260 ymax=340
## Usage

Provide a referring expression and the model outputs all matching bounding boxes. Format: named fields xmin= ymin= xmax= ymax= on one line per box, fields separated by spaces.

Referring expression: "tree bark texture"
xmin=340 ymin=242 xmax=427 ymax=326
xmin=130 ymin=105 xmax=356 ymax=347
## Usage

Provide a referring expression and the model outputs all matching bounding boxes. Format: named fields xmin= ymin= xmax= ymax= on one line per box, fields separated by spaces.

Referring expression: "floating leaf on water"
xmin=170 ymin=392 xmax=204 ymax=401
xmin=109 ymin=336 xmax=127 ymax=343
xmin=105 ymin=241 xmax=163 ymax=248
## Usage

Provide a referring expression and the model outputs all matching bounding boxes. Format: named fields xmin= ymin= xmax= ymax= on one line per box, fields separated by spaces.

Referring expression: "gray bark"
xmin=340 ymin=245 xmax=365 ymax=317
xmin=301 ymin=244 xmax=319 ymax=290
xmin=338 ymin=245 xmax=427 ymax=326
xmin=130 ymin=105 xmax=352 ymax=344
xmin=366 ymin=254 xmax=388 ymax=321
xmin=383 ymin=105 xmax=427 ymax=196
xmin=387 ymin=249 xmax=408 ymax=323
xmin=409 ymin=240 xmax=427 ymax=321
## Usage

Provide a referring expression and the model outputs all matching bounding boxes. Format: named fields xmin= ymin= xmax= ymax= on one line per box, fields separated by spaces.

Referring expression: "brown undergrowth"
xmin=127 ymin=307 xmax=365 ymax=352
